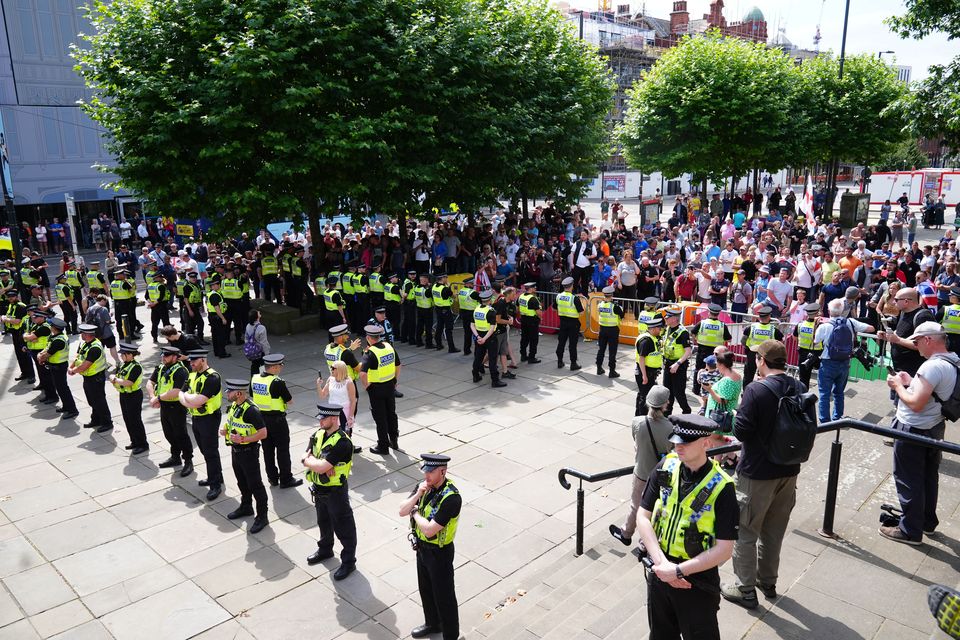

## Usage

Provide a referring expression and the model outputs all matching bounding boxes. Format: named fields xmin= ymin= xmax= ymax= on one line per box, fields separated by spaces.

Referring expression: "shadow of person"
xmin=331 ymin=569 xmax=398 ymax=638
xmin=762 ymin=593 xmax=868 ymax=640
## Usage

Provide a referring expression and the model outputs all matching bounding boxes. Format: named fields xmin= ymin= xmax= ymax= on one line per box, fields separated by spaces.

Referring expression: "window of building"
xmin=61 ymin=113 xmax=80 ymax=157
xmin=16 ymin=9 xmax=39 ymax=57
xmin=41 ymin=112 xmax=61 ymax=156
xmin=37 ymin=1 xmax=59 ymax=59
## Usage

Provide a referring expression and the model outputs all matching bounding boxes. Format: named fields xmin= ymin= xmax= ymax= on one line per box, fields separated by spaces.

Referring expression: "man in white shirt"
xmin=137 ymin=221 xmax=149 ymax=244
xmin=569 ymin=230 xmax=595 ymax=294
xmin=765 ymin=269 xmax=794 ymax=318
xmin=720 ymin=240 xmax=739 ymax=277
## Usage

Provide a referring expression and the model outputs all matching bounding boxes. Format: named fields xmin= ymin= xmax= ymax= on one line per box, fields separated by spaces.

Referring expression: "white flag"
xmin=799 ymin=174 xmax=815 ymax=228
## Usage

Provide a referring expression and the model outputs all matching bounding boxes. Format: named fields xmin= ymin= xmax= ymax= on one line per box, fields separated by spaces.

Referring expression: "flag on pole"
xmin=799 ymin=173 xmax=815 ymax=228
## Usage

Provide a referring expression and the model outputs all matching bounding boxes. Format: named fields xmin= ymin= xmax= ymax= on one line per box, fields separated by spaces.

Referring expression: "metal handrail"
xmin=557 ymin=417 xmax=960 ymax=555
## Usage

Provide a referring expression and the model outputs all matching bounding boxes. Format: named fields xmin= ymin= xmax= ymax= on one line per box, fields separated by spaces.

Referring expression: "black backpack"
xmin=931 ymin=354 xmax=960 ymax=421
xmin=757 ymin=376 xmax=818 ymax=466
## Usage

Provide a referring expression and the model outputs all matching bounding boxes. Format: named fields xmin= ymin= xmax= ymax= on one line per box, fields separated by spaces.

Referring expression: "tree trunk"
xmin=305 ymin=196 xmax=325 ymax=272
xmin=521 ymin=190 xmax=529 ymax=220
xmin=398 ymin=209 xmax=407 ymax=246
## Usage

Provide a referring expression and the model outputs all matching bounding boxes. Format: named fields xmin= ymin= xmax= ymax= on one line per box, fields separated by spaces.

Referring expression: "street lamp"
xmin=878 ymin=50 xmax=894 ymax=60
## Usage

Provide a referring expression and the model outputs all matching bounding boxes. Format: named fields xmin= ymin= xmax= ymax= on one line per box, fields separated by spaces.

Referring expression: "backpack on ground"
xmin=826 ymin=318 xmax=854 ymax=361
xmin=243 ymin=325 xmax=264 ymax=360
xmin=930 ymin=354 xmax=960 ymax=421
xmin=758 ymin=377 xmax=818 ymax=466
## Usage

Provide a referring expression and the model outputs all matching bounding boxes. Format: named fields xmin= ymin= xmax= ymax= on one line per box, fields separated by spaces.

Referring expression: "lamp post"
xmin=826 ymin=0 xmax=852 ymax=223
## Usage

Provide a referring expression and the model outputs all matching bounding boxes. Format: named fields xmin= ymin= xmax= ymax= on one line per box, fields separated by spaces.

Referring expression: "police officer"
xmin=221 ymin=378 xmax=270 ymax=533
xmin=235 ymin=264 xmax=253 ymax=341
xmin=383 ymin=272 xmax=403 ymax=338
xmin=220 ymin=266 xmax=241 ymax=342
xmin=690 ymin=304 xmax=731 ymax=395
xmin=457 ymin=278 xmax=479 ymax=356
xmin=636 ymin=316 xmax=665 ymax=416
xmin=342 ymin=261 xmax=357 ymax=329
xmin=638 ymin=296 xmax=661 ymax=333
xmin=795 ymin=302 xmax=824 ymax=389
xmin=413 ymin=273 xmax=435 ymax=348
xmin=63 ymin=259 xmax=84 ymax=304
xmin=56 ymin=273 xmax=79 ymax=334
xmin=109 ymin=343 xmax=149 ymax=454
xmin=937 ymin=287 xmax=960 ymax=356
xmin=146 ymin=271 xmax=172 ymax=343
xmin=206 ymin=276 xmax=231 ymax=358
xmin=24 ymin=307 xmax=55 ymax=402
xmin=741 ymin=306 xmax=782 ymax=387
xmin=596 ymin=285 xmax=625 ymax=377
xmin=360 ymin=324 xmax=401 ymax=454
xmin=324 ymin=324 xmax=362 ymax=381
xmin=661 ymin=309 xmax=693 ymax=415
xmin=182 ymin=272 xmax=206 ymax=342
xmin=431 ymin=273 xmax=457 ymax=352
xmin=368 ymin=306 xmax=395 ymax=344
xmin=352 ymin=262 xmax=370 ymax=330
xmin=399 ymin=453 xmax=462 ymax=640
xmin=401 ymin=269 xmax=418 ymax=344
xmin=147 ymin=345 xmax=194 ymax=476
xmin=556 ymin=276 xmax=585 ymax=370
xmin=179 ymin=350 xmax=224 ymax=501
xmin=40 ymin=317 xmax=78 ymax=419
xmin=471 ymin=289 xmax=505 ymax=388
xmin=86 ymin=261 xmax=107 ymax=295
xmin=2 ymin=289 xmax=33 ymax=383
xmin=258 ymin=243 xmax=282 ymax=304
xmin=516 ymin=282 xmax=541 ymax=363
xmin=369 ymin=265 xmax=385 ymax=311
xmin=636 ymin=414 xmax=738 ymax=640
xmin=303 ymin=402 xmax=357 ymax=580
xmin=110 ymin=268 xmax=137 ymax=341
xmin=322 ymin=276 xmax=348 ymax=342
xmin=289 ymin=246 xmax=308 ymax=313
xmin=0 ymin=268 xmax=14 ymax=298
xmin=251 ymin=353 xmax=303 ymax=488
xmin=69 ymin=323 xmax=113 ymax=433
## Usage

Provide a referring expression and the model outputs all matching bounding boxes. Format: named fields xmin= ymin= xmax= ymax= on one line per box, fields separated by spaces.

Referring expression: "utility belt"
xmin=230 ymin=441 xmax=260 ymax=453
xmin=310 ymin=481 xmax=348 ymax=496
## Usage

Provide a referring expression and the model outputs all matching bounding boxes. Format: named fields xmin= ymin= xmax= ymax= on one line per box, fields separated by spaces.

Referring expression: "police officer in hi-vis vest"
xmin=110 ymin=268 xmax=138 ymax=341
xmin=596 ymin=285 xmax=625 ymax=378
xmin=38 ymin=317 xmax=78 ymax=418
xmin=322 ymin=276 xmax=348 ymax=343
xmin=456 ymin=278 xmax=479 ymax=356
xmin=794 ymin=302 xmax=824 ymax=390
xmin=360 ymin=324 xmax=402 ymax=454
xmin=399 ymin=453 xmax=462 ymax=640
xmin=69 ymin=323 xmax=113 ymax=433
xmin=690 ymin=304 xmax=731 ymax=395
xmin=179 ymin=349 xmax=224 ymax=501
xmin=206 ymin=276 xmax=231 ymax=359
xmin=401 ymin=269 xmax=418 ymax=344
xmin=303 ymin=402 xmax=357 ymax=581
xmin=741 ymin=306 xmax=782 ymax=387
xmin=109 ymin=343 xmax=150 ymax=454
xmin=636 ymin=315 xmax=665 ymax=416
xmin=251 ymin=353 xmax=303 ymax=489
xmin=432 ymin=272 xmax=458 ymax=352
xmin=636 ymin=414 xmax=738 ymax=640
xmin=383 ymin=272 xmax=404 ymax=339
xmin=146 ymin=271 xmax=172 ymax=343
xmin=221 ymin=378 xmax=270 ymax=534
xmin=413 ymin=273 xmax=435 ymax=348
xmin=471 ymin=289 xmax=506 ymax=388
xmin=3 ymin=289 xmax=34 ymax=383
xmin=936 ymin=287 xmax=960 ymax=356
xmin=147 ymin=345 xmax=194 ymax=477
xmin=24 ymin=307 xmax=55 ymax=402
xmin=556 ymin=276 xmax=586 ymax=370
xmin=57 ymin=272 xmax=79 ymax=334
xmin=661 ymin=308 xmax=693 ymax=415
xmin=517 ymin=281 xmax=542 ymax=363
xmin=258 ymin=243 xmax=282 ymax=304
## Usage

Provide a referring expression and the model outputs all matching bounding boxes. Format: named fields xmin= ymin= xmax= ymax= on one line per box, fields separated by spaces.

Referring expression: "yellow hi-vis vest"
xmin=146 ymin=282 xmax=168 ymax=302
xmin=26 ymin=320 xmax=48 ymax=351
xmin=186 ymin=368 xmax=222 ymax=416
xmin=636 ymin=332 xmax=663 ymax=369
xmin=384 ymin=283 xmax=402 ymax=303
xmin=352 ymin=273 xmax=367 ymax=293
xmin=251 ymin=373 xmax=286 ymax=412
xmin=323 ymin=290 xmax=340 ymax=311
xmin=598 ymin=300 xmax=620 ymax=327
xmin=432 ymin=284 xmax=451 ymax=308
xmin=74 ymin=339 xmax=106 ymax=376
xmin=110 ymin=280 xmax=134 ymax=300
xmin=416 ymin=480 xmax=460 ymax=547
xmin=797 ymin=320 xmax=822 ymax=350
xmin=745 ymin=322 xmax=775 ymax=350
xmin=695 ymin=318 xmax=725 ymax=347
xmin=206 ymin=291 xmax=226 ymax=314
xmin=56 ymin=282 xmax=73 ymax=302
xmin=156 ymin=362 xmax=186 ymax=401
xmin=414 ymin=285 xmax=432 ymax=309
xmin=518 ymin=293 xmax=537 ymax=317
xmin=281 ymin=253 xmax=293 ymax=273
xmin=653 ymin=453 xmax=733 ymax=561
xmin=473 ymin=305 xmax=492 ymax=332
xmin=3 ymin=302 xmax=25 ymax=329
xmin=369 ymin=273 xmax=384 ymax=293
xmin=557 ymin=291 xmax=579 ymax=318
xmin=324 ymin=343 xmax=358 ymax=380
xmin=306 ymin=428 xmax=353 ymax=486
xmin=20 ymin=267 xmax=37 ymax=285
xmin=366 ymin=343 xmax=396 ymax=383
xmin=47 ymin=333 xmax=69 ymax=364
xmin=220 ymin=277 xmax=241 ymax=300
xmin=637 ymin=309 xmax=657 ymax=333
xmin=663 ymin=326 xmax=688 ymax=361
xmin=86 ymin=271 xmax=105 ymax=290
xmin=342 ymin=272 xmax=355 ymax=295
xmin=943 ymin=305 xmax=960 ymax=335
xmin=328 ymin=270 xmax=342 ymax=290
xmin=260 ymin=255 xmax=278 ymax=276
xmin=224 ymin=400 xmax=259 ymax=445
xmin=114 ymin=360 xmax=142 ymax=393
xmin=65 ymin=269 xmax=82 ymax=287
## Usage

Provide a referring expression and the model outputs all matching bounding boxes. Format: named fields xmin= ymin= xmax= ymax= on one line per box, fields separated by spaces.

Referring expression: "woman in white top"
xmin=317 ymin=361 xmax=359 ymax=451
xmin=35 ymin=223 xmax=48 ymax=256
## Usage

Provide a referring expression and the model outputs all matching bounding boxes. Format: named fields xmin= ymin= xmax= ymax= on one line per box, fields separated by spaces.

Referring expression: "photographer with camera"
xmin=814 ymin=298 xmax=876 ymax=422
xmin=878 ymin=287 xmax=935 ymax=383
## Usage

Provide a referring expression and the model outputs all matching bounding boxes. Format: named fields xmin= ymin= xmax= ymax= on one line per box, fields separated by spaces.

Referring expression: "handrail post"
xmin=576 ymin=480 xmax=584 ymax=557
xmin=818 ymin=429 xmax=844 ymax=538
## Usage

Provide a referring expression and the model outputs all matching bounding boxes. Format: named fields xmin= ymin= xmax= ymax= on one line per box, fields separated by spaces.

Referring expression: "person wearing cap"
xmin=813 ymin=298 xmax=876 ymax=422
xmin=609 ymin=384 xmax=673 ymax=547
xmin=38 ymin=317 xmax=78 ymax=418
xmin=636 ymin=296 xmax=662 ymax=334
xmin=722 ymin=339 xmax=804 ymax=609
xmin=556 ymin=275 xmax=586 ymax=370
xmin=383 ymin=272 xmax=403 ymax=339
xmin=3 ymin=289 xmax=34 ymax=383
xmin=596 ymin=285 xmax=625 ymax=377
xmin=54 ymin=273 xmax=78 ymax=334
xmin=324 ymin=324 xmax=362 ymax=384
xmin=109 ymin=343 xmax=149 ymax=454
xmin=302 ymin=402 xmax=358 ymax=576
xmin=398 ymin=453 xmax=462 ymax=640
xmin=350 ymin=262 xmax=370 ymax=331
xmin=413 ymin=273 xmax=435 ymax=348
xmin=27 ymin=283 xmax=52 ymax=315
xmin=432 ymin=272 xmax=457 ymax=353
xmin=24 ymin=308 xmax=56 ymax=402
xmin=218 ymin=378 xmax=270 ymax=533
xmin=635 ymin=315 xmax=665 ymax=415
xmin=18 ymin=258 xmax=39 ymax=300
xmin=740 ymin=306 xmax=782 ymax=387
xmin=206 ymin=277 xmax=230 ymax=358
xmin=235 ymin=264 xmax=254 ymax=341
xmin=341 ymin=262 xmax=358 ymax=329
xmin=367 ymin=306 xmax=395 ymax=345
xmin=635 ymin=414 xmax=738 ymax=638
xmin=360 ymin=324 xmax=403 ymax=453
xmin=794 ymin=302 xmax=824 ymax=390
xmin=321 ymin=276 xmax=348 ymax=342
xmin=882 ymin=321 xmax=954 ymax=545
xmin=182 ymin=272 xmax=207 ymax=343
xmin=286 ymin=246 xmax=308 ymax=313
xmin=517 ymin=281 xmax=542 ymax=364
xmin=0 ymin=268 xmax=14 ymax=300
xmin=662 ymin=307 xmax=693 ymax=414
xmin=69 ymin=324 xmax=114 ymax=432
xmin=257 ymin=243 xmax=283 ymax=304
xmin=147 ymin=346 xmax=194 ymax=476
xmin=401 ymin=269 xmax=418 ymax=344
xmin=219 ymin=266 xmax=242 ymax=341
xmin=179 ymin=350 xmax=225 ymax=501
xmin=64 ymin=259 xmax=84 ymax=302
xmin=936 ymin=287 xmax=960 ymax=356
xmin=109 ymin=268 xmax=138 ymax=341
xmin=85 ymin=261 xmax=107 ymax=294
xmin=471 ymin=289 xmax=505 ymax=388
xmin=145 ymin=271 xmax=172 ymax=343
xmin=251 ymin=353 xmax=302 ymax=488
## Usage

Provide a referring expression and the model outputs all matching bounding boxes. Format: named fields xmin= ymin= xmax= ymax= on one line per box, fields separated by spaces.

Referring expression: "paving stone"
xmin=53 ymin=535 xmax=166 ymax=597
xmin=239 ymin=580 xmax=365 ymax=639
xmin=0 ymin=619 xmax=37 ymax=640
xmin=0 ymin=535 xmax=45 ymax=578
xmin=139 ymin=510 xmax=245 ymax=562
xmin=0 ymin=584 xmax=23 ymax=629
xmin=0 ymin=479 xmax=90 ymax=523
xmin=3 ymin=564 xmax=76 ymax=616
xmin=81 ymin=565 xmax=185 ymax=618
xmin=48 ymin=620 xmax=113 ymax=640
xmin=101 ymin=582 xmax=230 ymax=640
xmin=26 ymin=510 xmax=130 ymax=561
xmin=28 ymin=599 xmax=92 ymax=639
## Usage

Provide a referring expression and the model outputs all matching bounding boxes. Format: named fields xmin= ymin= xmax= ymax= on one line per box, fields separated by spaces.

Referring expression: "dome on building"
xmin=743 ymin=6 xmax=764 ymax=21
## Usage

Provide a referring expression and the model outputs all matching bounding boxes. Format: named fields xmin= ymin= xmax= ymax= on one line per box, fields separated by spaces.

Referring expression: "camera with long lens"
xmin=852 ymin=340 xmax=877 ymax=370
xmin=798 ymin=353 xmax=819 ymax=380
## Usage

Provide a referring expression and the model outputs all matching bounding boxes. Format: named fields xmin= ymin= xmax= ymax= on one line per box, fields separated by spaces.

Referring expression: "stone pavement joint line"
xmin=0 ymin=302 xmax=957 ymax=639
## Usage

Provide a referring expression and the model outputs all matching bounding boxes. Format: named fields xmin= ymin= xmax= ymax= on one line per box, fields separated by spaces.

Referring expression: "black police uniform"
xmin=518 ymin=291 xmax=541 ymax=361
xmin=56 ymin=279 xmax=79 ymax=334
xmin=44 ymin=329 xmax=78 ymax=415
xmin=186 ymin=365 xmax=223 ymax=493
xmin=459 ymin=288 xmax=481 ymax=356
xmin=114 ymin=353 xmax=148 ymax=451
xmin=27 ymin=318 xmax=55 ymax=399
xmin=415 ymin=283 xmax=435 ymax=348
xmin=635 ymin=331 xmax=662 ymax=416
xmin=596 ymin=298 xmax=625 ymax=373
xmin=306 ymin=420 xmax=357 ymax=569
xmin=361 ymin=340 xmax=401 ymax=451
xmin=225 ymin=398 xmax=269 ymax=523
xmin=384 ymin=280 xmax=403 ymax=336
xmin=353 ymin=272 xmax=370 ymax=331
xmin=251 ymin=368 xmax=298 ymax=487
xmin=556 ymin=293 xmax=585 ymax=368
xmin=78 ymin=339 xmax=113 ymax=430
xmin=414 ymin=467 xmax=462 ymax=640
xmin=471 ymin=301 xmax=502 ymax=386
xmin=148 ymin=278 xmax=172 ymax=340
xmin=149 ymin=358 xmax=193 ymax=465
xmin=208 ymin=288 xmax=229 ymax=357
xmin=433 ymin=283 xmax=456 ymax=351
xmin=662 ymin=322 xmax=693 ymax=415
xmin=112 ymin=276 xmax=137 ymax=340
xmin=401 ymin=275 xmax=418 ymax=344
xmin=4 ymin=298 xmax=33 ymax=381
xmin=323 ymin=289 xmax=347 ymax=342
xmin=183 ymin=279 xmax=205 ymax=340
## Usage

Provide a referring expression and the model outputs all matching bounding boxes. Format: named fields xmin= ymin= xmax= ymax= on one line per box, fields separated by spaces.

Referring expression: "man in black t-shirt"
xmin=147 ymin=345 xmax=193 ymax=476
xmin=160 ymin=325 xmax=201 ymax=360
xmin=879 ymin=287 xmax=935 ymax=377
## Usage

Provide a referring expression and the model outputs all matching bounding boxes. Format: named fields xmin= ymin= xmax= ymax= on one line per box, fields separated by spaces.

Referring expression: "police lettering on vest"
xmin=473 ymin=305 xmax=492 ymax=332
xmin=518 ymin=293 xmax=537 ymax=317
xmin=598 ymin=301 xmax=621 ymax=327
xmin=110 ymin=280 xmax=133 ymax=300
xmin=366 ymin=343 xmax=396 ymax=383
xmin=943 ymin=305 xmax=960 ymax=335
xmin=796 ymin=320 xmax=822 ymax=351
xmin=432 ymin=284 xmax=451 ymax=307
xmin=696 ymin=319 xmax=725 ymax=347
xmin=414 ymin=286 xmax=432 ymax=309
xmin=251 ymin=373 xmax=286 ymax=412
xmin=260 ymin=256 xmax=278 ymax=276
xmin=745 ymin=322 xmax=775 ymax=349
xmin=557 ymin=292 xmax=579 ymax=319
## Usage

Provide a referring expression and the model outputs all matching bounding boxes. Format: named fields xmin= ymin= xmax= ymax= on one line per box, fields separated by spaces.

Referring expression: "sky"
xmin=566 ymin=0 xmax=960 ymax=81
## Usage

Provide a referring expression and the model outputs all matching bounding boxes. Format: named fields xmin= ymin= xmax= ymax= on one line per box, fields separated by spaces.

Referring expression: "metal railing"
xmin=557 ymin=417 xmax=960 ymax=556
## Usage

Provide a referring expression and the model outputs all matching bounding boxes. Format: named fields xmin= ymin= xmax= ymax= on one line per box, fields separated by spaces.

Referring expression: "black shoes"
xmin=131 ymin=446 xmax=149 ymax=455
xmin=448 ymin=348 xmax=460 ymax=354
xmin=394 ymin=390 xmax=404 ymax=398
xmin=96 ymin=424 xmax=114 ymax=433
xmin=609 ymin=524 xmax=631 ymax=546
xmin=597 ymin=366 xmax=605 ymax=375
xmin=205 ymin=484 xmax=222 ymax=501
xmin=268 ymin=478 xmax=279 ymax=487
xmin=61 ymin=411 xmax=79 ymax=420
xmin=557 ymin=360 xmax=564 ymax=369
xmin=503 ymin=371 xmax=516 ymax=379
xmin=570 ymin=363 xmax=582 ymax=371
xmin=333 ymin=563 xmax=356 ymax=581
xmin=472 ymin=374 xmax=482 ymax=383
xmin=492 ymin=381 xmax=507 ymax=388
xmin=307 ymin=550 xmax=335 ymax=565
xmin=411 ymin=625 xmax=441 ymax=639
xmin=369 ymin=446 xmax=389 ymax=455
xmin=198 ymin=478 xmax=210 ymax=487
xmin=279 ymin=478 xmax=304 ymax=489
xmin=124 ymin=444 xmax=135 ymax=450
xmin=353 ymin=445 xmax=362 ymax=454
xmin=249 ymin=517 xmax=269 ymax=534
xmin=389 ymin=438 xmax=400 ymax=450
xmin=40 ymin=396 xmax=58 ymax=404
xmin=757 ymin=583 xmax=778 ymax=599
xmin=158 ymin=457 xmax=181 ymax=469
xmin=528 ymin=358 xmax=541 ymax=364
xmin=180 ymin=461 xmax=194 ymax=477
xmin=609 ymin=370 xmax=620 ymax=379
xmin=227 ymin=506 xmax=254 ymax=520
xmin=520 ymin=354 xmax=527 ymax=362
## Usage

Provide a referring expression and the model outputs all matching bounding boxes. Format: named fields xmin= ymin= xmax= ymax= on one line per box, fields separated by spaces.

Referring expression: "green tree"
xmin=874 ymin=137 xmax=929 ymax=172
xmin=618 ymin=33 xmax=803 ymax=195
